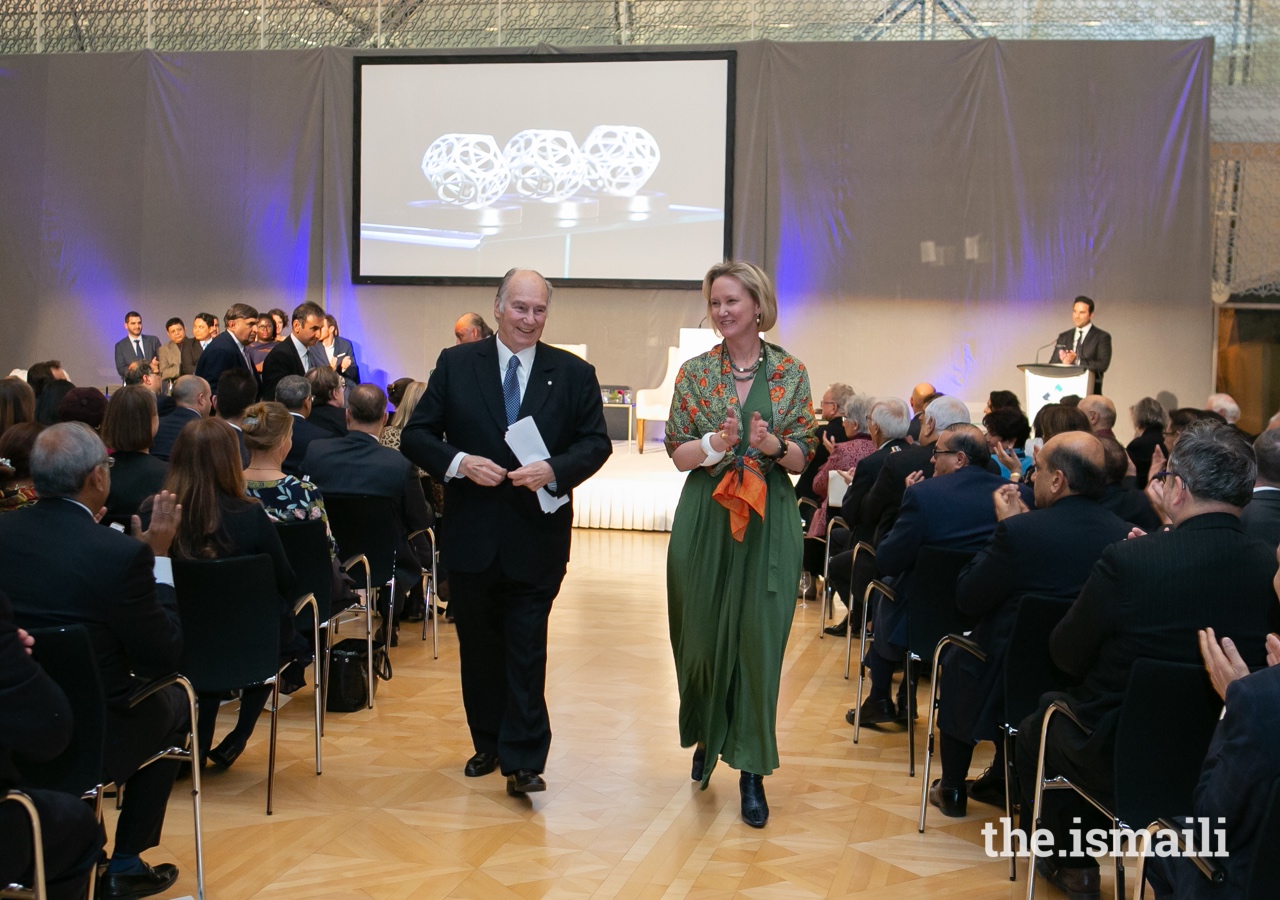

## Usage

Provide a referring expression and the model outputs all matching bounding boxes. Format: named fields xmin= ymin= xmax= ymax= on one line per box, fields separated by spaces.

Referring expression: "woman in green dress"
xmin=665 ymin=260 xmax=817 ymax=828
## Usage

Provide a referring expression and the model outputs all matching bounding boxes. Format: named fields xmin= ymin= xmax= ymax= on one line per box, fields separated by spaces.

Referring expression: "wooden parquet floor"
xmin=134 ymin=529 xmax=1100 ymax=899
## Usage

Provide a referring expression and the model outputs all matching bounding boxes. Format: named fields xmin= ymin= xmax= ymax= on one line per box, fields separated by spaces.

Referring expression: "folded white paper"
xmin=505 ymin=416 xmax=569 ymax=514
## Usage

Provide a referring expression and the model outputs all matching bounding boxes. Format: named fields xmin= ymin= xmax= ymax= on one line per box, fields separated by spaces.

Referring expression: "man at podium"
xmin=1055 ymin=296 xmax=1112 ymax=393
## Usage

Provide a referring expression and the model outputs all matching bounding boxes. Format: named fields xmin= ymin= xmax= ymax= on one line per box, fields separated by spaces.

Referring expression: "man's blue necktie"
xmin=503 ymin=355 xmax=521 ymax=425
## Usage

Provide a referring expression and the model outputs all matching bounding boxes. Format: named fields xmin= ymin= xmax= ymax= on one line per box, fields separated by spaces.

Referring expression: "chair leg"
xmin=1004 ymin=728 xmax=1018 ymax=882
xmin=421 ymin=570 xmax=430 ymax=643
xmin=320 ymin=622 xmax=332 ymax=737
xmin=845 ymin=604 xmax=857 ymax=679
xmin=4 ymin=791 xmax=47 ymax=900
xmin=636 ymin=419 xmax=645 ymax=453
xmin=853 ymin=625 xmax=870 ymax=743
xmin=1026 ymin=711 xmax=1058 ymax=900
xmin=906 ymin=654 xmax=916 ymax=778
xmin=365 ymin=587 xmax=375 ymax=711
xmin=918 ymin=647 xmax=944 ymax=832
xmin=1115 ymin=853 xmax=1125 ymax=900
xmin=267 ymin=678 xmax=280 ymax=815
xmin=176 ymin=680 xmax=206 ymax=900
xmin=311 ymin=615 xmax=322 ymax=776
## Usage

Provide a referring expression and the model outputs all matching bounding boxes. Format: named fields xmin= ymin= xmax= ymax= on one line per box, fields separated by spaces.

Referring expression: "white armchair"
xmin=634 ymin=328 xmax=719 ymax=452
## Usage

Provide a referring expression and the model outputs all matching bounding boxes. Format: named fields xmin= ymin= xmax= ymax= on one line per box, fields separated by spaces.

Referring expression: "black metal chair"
xmin=17 ymin=624 xmax=205 ymax=900
xmin=1027 ymin=658 xmax=1224 ymax=900
xmin=275 ymin=518 xmax=366 ymax=733
xmin=843 ymin=541 xmax=876 ymax=678
xmin=410 ymin=525 xmax=439 ymax=655
xmin=174 ymin=555 xmax=321 ymax=816
xmin=817 ymin=516 xmax=848 ymax=638
xmin=0 ymin=790 xmax=46 ymax=900
xmin=323 ymin=494 xmax=400 ymax=687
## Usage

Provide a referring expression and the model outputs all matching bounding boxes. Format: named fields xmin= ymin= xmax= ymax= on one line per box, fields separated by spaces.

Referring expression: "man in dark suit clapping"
xmin=0 ymin=423 xmax=187 ymax=900
xmin=401 ymin=268 xmax=612 ymax=797
xmin=260 ymin=302 xmax=326 ymax=402
xmin=1054 ymin=296 xmax=1112 ymax=394
xmin=112 ymin=311 xmax=161 ymax=382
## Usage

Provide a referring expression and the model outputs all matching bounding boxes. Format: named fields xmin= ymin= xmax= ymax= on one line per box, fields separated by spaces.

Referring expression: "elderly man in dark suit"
xmin=928 ymin=432 xmax=1130 ymax=818
xmin=274 ymin=375 xmax=331 ymax=478
xmin=401 ymin=268 xmax=611 ymax=797
xmin=113 ymin=311 xmax=161 ymax=382
xmin=151 ymin=375 xmax=210 ymax=462
xmin=0 ymin=423 xmax=186 ymax=900
xmin=1055 ymin=295 xmax=1113 ymax=393
xmin=1016 ymin=421 xmax=1280 ymax=900
xmin=853 ymin=423 xmax=1008 ymax=728
xmin=303 ymin=383 xmax=434 ymax=644
xmin=1242 ymin=427 xmax=1280 ymax=547
xmin=260 ymin=302 xmax=326 ymax=402
xmin=194 ymin=302 xmax=258 ymax=395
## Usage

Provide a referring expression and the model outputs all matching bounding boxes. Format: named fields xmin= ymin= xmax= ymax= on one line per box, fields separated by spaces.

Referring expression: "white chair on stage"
xmin=635 ymin=328 xmax=718 ymax=453
xmin=549 ymin=343 xmax=588 ymax=360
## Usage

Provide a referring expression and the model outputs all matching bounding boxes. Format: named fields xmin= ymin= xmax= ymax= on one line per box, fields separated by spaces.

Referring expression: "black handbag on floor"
xmin=326 ymin=638 xmax=391 ymax=712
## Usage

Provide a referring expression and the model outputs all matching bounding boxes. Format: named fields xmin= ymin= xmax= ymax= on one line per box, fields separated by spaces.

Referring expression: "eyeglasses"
xmin=1153 ymin=469 xmax=1177 ymax=484
xmin=98 ymin=456 xmax=115 ymax=470
xmin=931 ymin=449 xmax=961 ymax=459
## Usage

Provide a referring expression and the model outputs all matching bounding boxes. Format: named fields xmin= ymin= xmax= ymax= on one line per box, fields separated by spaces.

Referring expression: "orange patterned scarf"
xmin=712 ymin=457 xmax=768 ymax=542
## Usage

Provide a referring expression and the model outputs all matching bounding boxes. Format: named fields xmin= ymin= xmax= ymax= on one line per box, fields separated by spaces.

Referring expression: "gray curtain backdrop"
xmin=0 ymin=39 xmax=1211 ymax=429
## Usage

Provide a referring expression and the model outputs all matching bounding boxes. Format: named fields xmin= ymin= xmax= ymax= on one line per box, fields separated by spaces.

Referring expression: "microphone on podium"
xmin=1035 ymin=340 xmax=1064 ymax=364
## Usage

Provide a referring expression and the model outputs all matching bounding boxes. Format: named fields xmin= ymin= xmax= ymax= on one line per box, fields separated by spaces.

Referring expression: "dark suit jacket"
xmin=329 ymin=336 xmax=361 ymax=386
xmin=180 ymin=338 xmax=202 ymax=376
xmin=835 ymin=437 xmax=910 ymax=538
xmin=261 ymin=339 xmax=307 ymax=402
xmin=151 ymin=406 xmax=202 ymax=462
xmin=104 ymin=451 xmax=168 ymax=526
xmin=1055 ymin=325 xmax=1113 ymax=390
xmin=1241 ymin=489 xmax=1280 ymax=548
xmin=0 ymin=498 xmax=182 ymax=708
xmin=0 ymin=589 xmax=74 ymax=793
xmin=308 ymin=404 xmax=348 ymax=439
xmin=1051 ymin=513 xmax=1279 ymax=769
xmin=861 ymin=444 xmax=935 ymax=543
xmin=942 ymin=495 xmax=1131 ymax=742
xmin=227 ymin=423 xmax=251 ymax=468
xmin=1098 ymin=482 xmax=1162 ymax=532
xmin=194 ymin=331 xmax=254 ymax=395
xmin=302 ymin=431 xmax=435 ymax=575
xmin=1126 ymin=424 xmax=1164 ymax=487
xmin=113 ymin=334 xmax=161 ymax=380
xmin=283 ymin=412 xmax=332 ymax=478
xmin=401 ymin=338 xmax=611 ymax=586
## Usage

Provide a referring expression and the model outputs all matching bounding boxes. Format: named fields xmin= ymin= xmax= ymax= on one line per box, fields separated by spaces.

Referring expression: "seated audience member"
xmin=260 ymin=301 xmax=326 ymax=402
xmin=213 ymin=368 xmax=256 ymax=468
xmin=1077 ymin=394 xmax=1117 ymax=439
xmin=305 ymin=366 xmax=348 ymax=438
xmin=1207 ymin=392 xmax=1243 ymax=427
xmin=35 ymin=379 xmax=76 ymax=426
xmin=796 ymin=382 xmax=855 ymax=505
xmin=1126 ymin=396 xmax=1166 ymax=487
xmin=906 ymin=382 xmax=937 ymax=443
xmin=0 ymin=423 xmax=42 ymax=513
xmin=1242 ymin=427 xmax=1280 ymax=547
xmin=0 ymin=376 xmax=35 ymax=439
xmin=268 ymin=308 xmax=289 ymax=343
xmin=158 ymin=317 xmax=187 ymax=384
xmin=142 ymin=418 xmax=304 ymax=768
xmin=1060 ymin=394 xmax=1082 ymax=407
xmin=854 ymin=423 xmax=1007 ymax=727
xmin=380 ymin=380 xmax=426 ymax=457
xmin=0 ymin=423 xmax=186 ymax=899
xmin=983 ymin=406 xmax=1032 ymax=480
xmin=387 ymin=377 xmax=415 ymax=412
xmin=242 ymin=402 xmax=337 ymax=557
xmin=247 ymin=314 xmax=277 ymax=372
xmin=101 ymin=385 xmax=168 ymax=526
xmin=1015 ymin=421 xmax=1280 ymax=900
xmin=318 ymin=315 xmax=360 ymax=386
xmin=806 ymin=392 xmax=876 ymax=544
xmin=1098 ymin=437 xmax=1163 ymax=532
xmin=124 ymin=361 xmax=175 ymax=416
xmin=151 ymin=375 xmax=211 ymax=462
xmin=275 ymin=375 xmax=330 ymax=477
xmin=0 ymin=589 xmax=105 ymax=900
xmin=984 ymin=389 xmax=1022 ymax=415
xmin=194 ymin=303 xmax=258 ymax=395
xmin=1034 ymin=403 xmax=1092 ymax=441
xmin=303 ymin=384 xmax=434 ymax=643
xmin=929 ymin=433 xmax=1129 ymax=817
xmin=1166 ymin=406 xmax=1226 ymax=455
xmin=57 ymin=387 xmax=108 ymax=431
xmin=452 ymin=312 xmax=494 ymax=344
xmin=25 ymin=360 xmax=68 ymax=401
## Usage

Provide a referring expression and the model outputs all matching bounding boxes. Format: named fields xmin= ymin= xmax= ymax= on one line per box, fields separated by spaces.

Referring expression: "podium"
xmin=1018 ymin=364 xmax=1093 ymax=423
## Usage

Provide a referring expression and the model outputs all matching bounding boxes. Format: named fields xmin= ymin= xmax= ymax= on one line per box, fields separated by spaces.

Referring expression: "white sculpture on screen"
xmin=502 ymin=129 xmax=589 ymax=202
xmin=581 ymin=126 xmax=661 ymax=196
xmin=421 ymin=134 xmax=512 ymax=209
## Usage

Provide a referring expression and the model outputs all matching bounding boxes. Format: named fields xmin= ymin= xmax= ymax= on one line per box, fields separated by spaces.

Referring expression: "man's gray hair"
xmin=31 ymin=422 xmax=107 ymax=499
xmin=275 ymin=375 xmax=312 ymax=411
xmin=1168 ymin=420 xmax=1255 ymax=507
xmin=844 ymin=393 xmax=874 ymax=432
xmin=1206 ymin=393 xmax=1241 ymax=425
xmin=172 ymin=375 xmax=208 ymax=407
xmin=924 ymin=395 xmax=971 ymax=432
xmin=868 ymin=397 xmax=912 ymax=441
xmin=827 ymin=382 xmax=855 ymax=416
xmin=496 ymin=268 xmax=553 ymax=311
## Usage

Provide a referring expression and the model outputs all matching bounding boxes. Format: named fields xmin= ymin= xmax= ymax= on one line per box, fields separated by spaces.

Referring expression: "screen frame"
xmin=351 ymin=49 xmax=736 ymax=289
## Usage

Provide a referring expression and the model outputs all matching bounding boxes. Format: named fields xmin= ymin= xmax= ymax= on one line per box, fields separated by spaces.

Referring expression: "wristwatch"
xmin=764 ymin=436 xmax=789 ymax=461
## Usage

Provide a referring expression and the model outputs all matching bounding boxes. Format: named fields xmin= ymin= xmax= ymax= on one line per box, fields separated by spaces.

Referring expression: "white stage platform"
xmin=571 ymin=440 xmax=686 ymax=532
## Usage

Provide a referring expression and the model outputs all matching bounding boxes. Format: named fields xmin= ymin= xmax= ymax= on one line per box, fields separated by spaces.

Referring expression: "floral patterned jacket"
xmin=246 ymin=475 xmax=338 ymax=560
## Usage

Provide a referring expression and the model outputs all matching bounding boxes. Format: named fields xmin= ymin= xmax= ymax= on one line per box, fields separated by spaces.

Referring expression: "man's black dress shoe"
xmin=967 ymin=766 xmax=1006 ymax=807
xmin=506 ymin=770 xmax=547 ymax=795
xmin=928 ymin=780 xmax=967 ymax=817
xmin=464 ymin=751 xmax=499 ymax=777
xmin=207 ymin=734 xmax=247 ymax=770
xmin=101 ymin=861 xmax=179 ymax=900
xmin=690 ymin=745 xmax=707 ymax=782
xmin=739 ymin=772 xmax=769 ymax=828
xmin=823 ymin=616 xmax=849 ymax=637
xmin=846 ymin=697 xmax=896 ymax=727
xmin=1034 ymin=857 xmax=1101 ymax=900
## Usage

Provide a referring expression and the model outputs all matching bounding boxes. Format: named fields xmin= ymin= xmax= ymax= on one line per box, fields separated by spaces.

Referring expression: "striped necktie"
xmin=503 ymin=355 xmax=521 ymax=425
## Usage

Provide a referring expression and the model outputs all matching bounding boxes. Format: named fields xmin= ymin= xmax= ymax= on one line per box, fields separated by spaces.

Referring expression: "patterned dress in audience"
xmin=245 ymin=475 xmax=338 ymax=560
xmin=0 ymin=485 xmax=37 ymax=514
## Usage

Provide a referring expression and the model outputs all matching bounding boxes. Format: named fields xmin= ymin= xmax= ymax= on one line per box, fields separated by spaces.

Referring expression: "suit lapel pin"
xmin=547 ymin=380 xmax=553 ymax=386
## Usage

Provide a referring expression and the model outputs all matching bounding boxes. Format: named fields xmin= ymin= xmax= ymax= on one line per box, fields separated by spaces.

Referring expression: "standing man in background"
xmin=113 ymin=312 xmax=161 ymax=382
xmin=195 ymin=304 xmax=258 ymax=396
xmin=1055 ymin=296 xmax=1112 ymax=393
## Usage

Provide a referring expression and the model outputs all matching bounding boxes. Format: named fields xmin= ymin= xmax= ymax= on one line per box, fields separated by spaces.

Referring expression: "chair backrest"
xmin=903 ymin=547 xmax=976 ymax=657
xmin=322 ymin=494 xmax=398 ymax=586
xmin=1003 ymin=594 xmax=1075 ymax=728
xmin=1112 ymin=658 xmax=1223 ymax=829
xmin=17 ymin=625 xmax=107 ymax=797
xmin=1247 ymin=777 xmax=1280 ymax=900
xmin=273 ymin=519 xmax=336 ymax=626
xmin=173 ymin=555 xmax=282 ymax=693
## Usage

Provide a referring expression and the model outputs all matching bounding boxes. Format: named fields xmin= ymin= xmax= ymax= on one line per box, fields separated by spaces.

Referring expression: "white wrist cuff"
xmin=700 ymin=432 xmax=726 ymax=467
